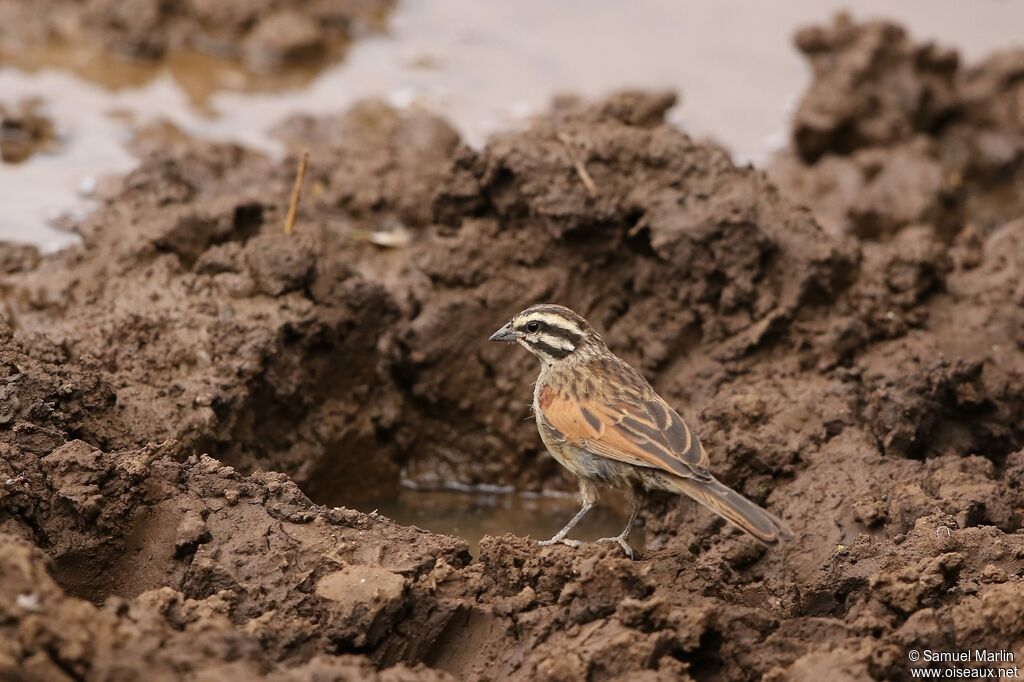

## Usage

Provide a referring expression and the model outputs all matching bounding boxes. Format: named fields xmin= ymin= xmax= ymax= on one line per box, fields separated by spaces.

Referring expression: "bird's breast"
xmin=536 ymin=383 xmax=556 ymax=410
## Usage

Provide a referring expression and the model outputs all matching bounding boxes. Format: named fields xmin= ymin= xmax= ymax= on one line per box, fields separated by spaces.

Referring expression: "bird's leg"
xmin=540 ymin=479 xmax=598 ymax=549
xmin=596 ymin=487 xmax=644 ymax=559
xmin=538 ymin=503 xmax=591 ymax=548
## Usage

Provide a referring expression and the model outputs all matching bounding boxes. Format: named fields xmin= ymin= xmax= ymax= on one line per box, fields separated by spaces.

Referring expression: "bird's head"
xmin=488 ymin=304 xmax=606 ymax=366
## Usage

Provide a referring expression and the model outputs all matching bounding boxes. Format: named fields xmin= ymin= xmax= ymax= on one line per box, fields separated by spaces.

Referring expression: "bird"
xmin=488 ymin=303 xmax=793 ymax=558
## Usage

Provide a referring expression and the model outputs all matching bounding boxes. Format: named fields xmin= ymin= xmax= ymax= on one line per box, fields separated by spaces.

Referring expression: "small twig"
xmin=283 ymin=151 xmax=310 ymax=235
xmin=936 ymin=525 xmax=952 ymax=539
xmin=556 ymin=132 xmax=597 ymax=197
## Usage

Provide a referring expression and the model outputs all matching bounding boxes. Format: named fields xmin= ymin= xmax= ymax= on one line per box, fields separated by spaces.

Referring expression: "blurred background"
xmin=2 ymin=0 xmax=1023 ymax=250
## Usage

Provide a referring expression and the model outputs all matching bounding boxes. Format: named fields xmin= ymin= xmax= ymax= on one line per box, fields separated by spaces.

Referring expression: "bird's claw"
xmin=596 ymin=535 xmax=635 ymax=560
xmin=539 ymin=537 xmax=582 ymax=549
xmin=538 ymin=536 xmax=635 ymax=558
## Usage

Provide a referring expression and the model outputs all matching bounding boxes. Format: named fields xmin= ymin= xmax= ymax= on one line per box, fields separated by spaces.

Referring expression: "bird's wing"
xmin=538 ymin=386 xmax=711 ymax=480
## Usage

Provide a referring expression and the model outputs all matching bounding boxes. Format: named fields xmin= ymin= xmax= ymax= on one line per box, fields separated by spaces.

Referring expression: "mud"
xmin=2 ymin=14 xmax=1024 ymax=682
xmin=0 ymin=98 xmax=56 ymax=164
xmin=0 ymin=0 xmax=392 ymax=73
xmin=770 ymin=13 xmax=1024 ymax=240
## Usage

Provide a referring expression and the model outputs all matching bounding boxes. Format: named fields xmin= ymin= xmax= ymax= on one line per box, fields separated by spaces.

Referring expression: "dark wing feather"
xmin=539 ymin=387 xmax=711 ymax=480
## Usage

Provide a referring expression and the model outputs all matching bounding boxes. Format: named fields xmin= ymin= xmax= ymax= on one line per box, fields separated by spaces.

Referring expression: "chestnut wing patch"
xmin=538 ymin=388 xmax=711 ymax=480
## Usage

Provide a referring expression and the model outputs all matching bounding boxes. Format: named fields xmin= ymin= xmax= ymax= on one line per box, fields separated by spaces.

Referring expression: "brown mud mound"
xmin=0 ymin=93 xmax=860 ymax=502
xmin=1 ymin=35 xmax=1024 ymax=682
xmin=770 ymin=14 xmax=1024 ymax=240
xmin=0 ymin=0 xmax=393 ymax=72
xmin=0 ymin=317 xmax=466 ymax=678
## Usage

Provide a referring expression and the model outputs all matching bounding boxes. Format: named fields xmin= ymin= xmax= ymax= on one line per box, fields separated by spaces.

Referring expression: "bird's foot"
xmin=538 ymin=537 xmax=582 ymax=549
xmin=596 ymin=535 xmax=635 ymax=560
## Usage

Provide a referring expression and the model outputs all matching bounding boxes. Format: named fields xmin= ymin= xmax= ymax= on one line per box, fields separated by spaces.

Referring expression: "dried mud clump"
xmin=272 ymin=99 xmax=463 ymax=229
xmin=0 ymin=0 xmax=393 ymax=70
xmin=789 ymin=16 xmax=960 ymax=162
xmin=0 ymin=98 xmax=56 ymax=164
xmin=2 ymin=23 xmax=1024 ymax=680
xmin=771 ymin=14 xmax=1024 ymax=239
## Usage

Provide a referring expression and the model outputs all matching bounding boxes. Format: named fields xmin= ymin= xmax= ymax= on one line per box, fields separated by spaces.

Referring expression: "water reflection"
xmin=370 ymin=486 xmax=638 ymax=556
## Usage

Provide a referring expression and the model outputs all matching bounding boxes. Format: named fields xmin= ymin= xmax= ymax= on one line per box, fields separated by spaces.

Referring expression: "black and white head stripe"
xmin=512 ymin=305 xmax=593 ymax=360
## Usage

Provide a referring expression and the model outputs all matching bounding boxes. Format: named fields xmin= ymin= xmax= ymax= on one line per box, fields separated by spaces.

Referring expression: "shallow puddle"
xmin=4 ymin=1 xmax=1024 ymax=249
xmin=341 ymin=485 xmax=640 ymax=556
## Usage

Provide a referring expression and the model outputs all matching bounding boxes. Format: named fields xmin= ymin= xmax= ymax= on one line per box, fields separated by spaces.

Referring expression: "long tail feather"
xmin=669 ymin=476 xmax=793 ymax=543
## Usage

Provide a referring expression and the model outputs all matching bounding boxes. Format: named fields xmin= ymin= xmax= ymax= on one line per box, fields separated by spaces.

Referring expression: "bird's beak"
xmin=488 ymin=323 xmax=519 ymax=343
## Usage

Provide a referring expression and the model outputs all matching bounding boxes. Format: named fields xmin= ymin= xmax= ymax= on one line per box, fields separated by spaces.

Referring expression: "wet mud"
xmin=0 ymin=0 xmax=393 ymax=73
xmin=769 ymin=13 xmax=1024 ymax=240
xmin=1 ymin=14 xmax=1024 ymax=682
xmin=0 ymin=98 xmax=56 ymax=164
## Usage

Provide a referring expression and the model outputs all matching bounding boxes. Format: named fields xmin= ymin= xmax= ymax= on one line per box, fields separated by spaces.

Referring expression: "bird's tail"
xmin=668 ymin=475 xmax=793 ymax=543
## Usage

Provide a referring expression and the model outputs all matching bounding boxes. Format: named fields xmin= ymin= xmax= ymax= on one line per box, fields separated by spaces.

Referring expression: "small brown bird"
xmin=489 ymin=304 xmax=792 ymax=558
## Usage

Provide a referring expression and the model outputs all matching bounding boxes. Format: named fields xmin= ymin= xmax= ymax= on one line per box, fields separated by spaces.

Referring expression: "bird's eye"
xmin=526 ymin=321 xmax=540 ymax=333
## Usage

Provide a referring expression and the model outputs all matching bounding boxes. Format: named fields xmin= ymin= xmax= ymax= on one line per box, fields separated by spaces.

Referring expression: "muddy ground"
xmin=0 ymin=98 xmax=56 ymax=164
xmin=0 ymin=0 xmax=393 ymax=78
xmin=2 ymin=14 xmax=1024 ymax=681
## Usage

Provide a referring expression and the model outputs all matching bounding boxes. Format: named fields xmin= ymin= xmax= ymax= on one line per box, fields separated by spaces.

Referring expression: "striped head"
xmin=488 ymin=304 xmax=605 ymax=365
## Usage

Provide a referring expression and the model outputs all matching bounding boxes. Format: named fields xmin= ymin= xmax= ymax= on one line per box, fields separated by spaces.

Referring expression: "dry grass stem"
xmin=556 ymin=132 xmax=597 ymax=197
xmin=283 ymin=151 xmax=310 ymax=235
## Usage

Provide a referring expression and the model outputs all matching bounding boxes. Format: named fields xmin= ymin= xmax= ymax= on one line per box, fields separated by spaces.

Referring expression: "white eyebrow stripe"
xmin=520 ymin=312 xmax=584 ymax=336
